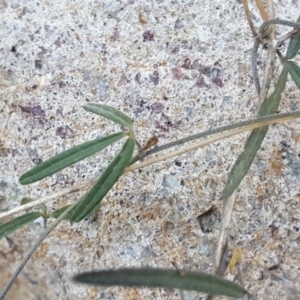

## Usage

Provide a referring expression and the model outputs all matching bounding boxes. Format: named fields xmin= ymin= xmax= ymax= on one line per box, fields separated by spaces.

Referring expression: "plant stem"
xmin=2 ymin=111 xmax=300 ymax=220
xmin=125 ymin=110 xmax=300 ymax=172
xmin=252 ymin=39 xmax=261 ymax=95
xmin=0 ymin=181 xmax=91 ymax=219
xmin=0 ymin=203 xmax=76 ymax=300
xmin=134 ymin=110 xmax=300 ymax=160
xmin=260 ymin=19 xmax=300 ymax=32
xmin=251 ymin=18 xmax=300 ymax=98
xmin=242 ymin=0 xmax=257 ymax=37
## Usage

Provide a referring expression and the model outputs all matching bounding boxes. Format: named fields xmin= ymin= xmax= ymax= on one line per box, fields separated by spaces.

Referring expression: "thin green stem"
xmin=251 ymin=18 xmax=300 ymax=97
xmin=259 ymin=19 xmax=300 ymax=33
xmin=0 ymin=203 xmax=76 ymax=300
xmin=252 ymin=38 xmax=261 ymax=95
xmin=133 ymin=110 xmax=300 ymax=162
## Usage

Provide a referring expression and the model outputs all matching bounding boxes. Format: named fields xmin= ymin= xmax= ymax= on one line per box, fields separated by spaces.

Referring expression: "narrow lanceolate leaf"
xmin=286 ymin=15 xmax=300 ymax=60
xmin=83 ymin=103 xmax=133 ymax=129
xmin=50 ymin=205 xmax=73 ymax=219
xmin=0 ymin=212 xmax=41 ymax=239
xmin=73 ymin=268 xmax=247 ymax=298
xmin=70 ymin=138 xmax=135 ymax=222
xmin=221 ymin=64 xmax=289 ymax=199
xmin=287 ymin=61 xmax=300 ymax=89
xmin=19 ymin=132 xmax=125 ymax=185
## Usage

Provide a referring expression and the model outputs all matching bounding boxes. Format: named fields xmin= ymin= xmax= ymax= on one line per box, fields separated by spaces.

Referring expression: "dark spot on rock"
xmin=280 ymin=141 xmax=290 ymax=150
xmin=135 ymin=72 xmax=141 ymax=84
xmin=180 ymin=57 xmax=192 ymax=69
xmin=56 ymin=125 xmax=75 ymax=139
xmin=151 ymin=102 xmax=164 ymax=114
xmin=34 ymin=60 xmax=43 ymax=69
xmin=54 ymin=37 xmax=61 ymax=47
xmin=175 ymin=160 xmax=182 ymax=167
xmin=37 ymin=46 xmax=47 ymax=58
xmin=56 ymin=174 xmax=73 ymax=187
xmin=58 ymin=81 xmax=66 ymax=88
xmin=0 ymin=180 xmax=8 ymax=189
xmin=192 ymin=59 xmax=204 ymax=72
xmin=171 ymin=46 xmax=180 ymax=54
xmin=168 ymin=119 xmax=182 ymax=129
xmin=133 ymin=99 xmax=149 ymax=117
xmin=33 ymin=157 xmax=42 ymax=164
xmin=117 ymin=74 xmax=128 ymax=87
xmin=143 ymin=30 xmax=154 ymax=42
xmin=211 ymin=67 xmax=224 ymax=87
xmin=269 ymin=221 xmax=281 ymax=236
xmin=155 ymin=121 xmax=169 ymax=132
xmin=25 ymin=84 xmax=38 ymax=92
xmin=171 ymin=67 xmax=182 ymax=80
xmin=101 ymin=43 xmax=107 ymax=55
xmin=20 ymin=105 xmax=45 ymax=117
xmin=197 ymin=206 xmax=220 ymax=233
xmin=174 ymin=18 xmax=184 ymax=29
xmin=268 ymin=265 xmax=279 ymax=271
xmin=11 ymin=46 xmax=17 ymax=53
xmin=28 ymin=148 xmax=42 ymax=165
xmin=110 ymin=28 xmax=120 ymax=42
xmin=0 ymin=148 xmax=9 ymax=157
xmin=212 ymin=77 xmax=224 ymax=88
xmin=56 ymin=106 xmax=63 ymax=116
xmin=196 ymin=76 xmax=210 ymax=88
xmin=149 ymin=71 xmax=159 ymax=85
xmin=203 ymin=66 xmax=212 ymax=77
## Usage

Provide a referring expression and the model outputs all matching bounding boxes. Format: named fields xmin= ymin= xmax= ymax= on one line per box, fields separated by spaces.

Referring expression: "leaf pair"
xmin=70 ymin=138 xmax=134 ymax=222
xmin=0 ymin=104 xmax=135 ymax=240
xmin=19 ymin=103 xmax=135 ymax=222
xmin=19 ymin=103 xmax=133 ymax=185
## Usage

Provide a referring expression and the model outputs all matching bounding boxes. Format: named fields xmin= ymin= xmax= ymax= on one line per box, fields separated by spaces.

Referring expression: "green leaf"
xmin=286 ymin=15 xmax=300 ymax=60
xmin=83 ymin=103 xmax=133 ymax=129
xmin=221 ymin=64 xmax=289 ymax=199
xmin=70 ymin=138 xmax=135 ymax=222
xmin=20 ymin=197 xmax=35 ymax=205
xmin=38 ymin=203 xmax=48 ymax=217
xmin=287 ymin=61 xmax=300 ymax=89
xmin=19 ymin=132 xmax=125 ymax=185
xmin=258 ymin=63 xmax=289 ymax=116
xmin=50 ymin=205 xmax=73 ymax=219
xmin=73 ymin=268 xmax=247 ymax=298
xmin=0 ymin=212 xmax=41 ymax=239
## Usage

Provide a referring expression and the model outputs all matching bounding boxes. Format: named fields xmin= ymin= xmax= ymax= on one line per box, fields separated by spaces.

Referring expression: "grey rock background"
xmin=1 ymin=0 xmax=300 ymax=299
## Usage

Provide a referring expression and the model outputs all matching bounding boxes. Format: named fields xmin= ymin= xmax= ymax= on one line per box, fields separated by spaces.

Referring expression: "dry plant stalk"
xmin=242 ymin=0 xmax=257 ymax=36
xmin=207 ymin=1 xmax=276 ymax=298
xmin=255 ymin=0 xmax=268 ymax=21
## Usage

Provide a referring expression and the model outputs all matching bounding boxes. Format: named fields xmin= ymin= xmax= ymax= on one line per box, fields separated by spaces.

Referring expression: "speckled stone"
xmin=1 ymin=0 xmax=300 ymax=299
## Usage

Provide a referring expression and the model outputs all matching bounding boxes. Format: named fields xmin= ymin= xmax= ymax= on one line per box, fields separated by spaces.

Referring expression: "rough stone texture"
xmin=1 ymin=0 xmax=300 ymax=299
